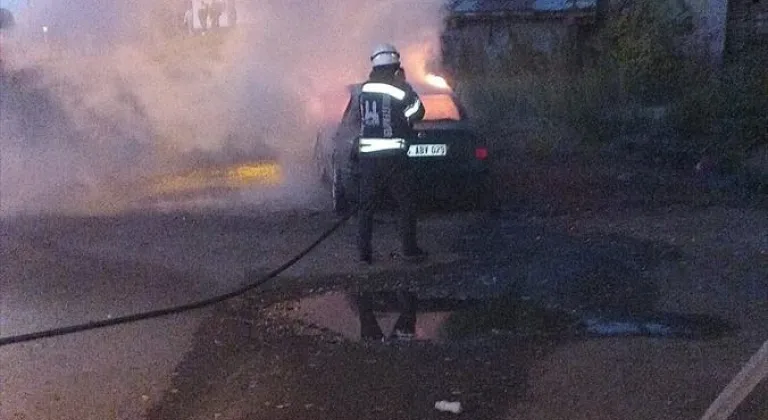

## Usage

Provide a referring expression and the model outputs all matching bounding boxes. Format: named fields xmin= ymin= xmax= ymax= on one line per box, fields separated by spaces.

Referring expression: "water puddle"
xmin=277 ymin=291 xmax=737 ymax=343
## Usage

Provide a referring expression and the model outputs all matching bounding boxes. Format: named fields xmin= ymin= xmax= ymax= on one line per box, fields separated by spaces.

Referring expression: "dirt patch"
xmin=147 ymin=156 xmax=767 ymax=420
xmin=146 ymin=290 xmax=566 ymax=420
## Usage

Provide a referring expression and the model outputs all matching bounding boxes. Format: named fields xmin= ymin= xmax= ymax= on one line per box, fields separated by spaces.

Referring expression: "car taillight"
xmin=475 ymin=147 xmax=488 ymax=160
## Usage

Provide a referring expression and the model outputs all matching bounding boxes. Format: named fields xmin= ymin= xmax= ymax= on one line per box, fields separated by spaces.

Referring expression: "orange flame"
xmin=401 ymin=39 xmax=451 ymax=90
xmin=424 ymin=73 xmax=450 ymax=90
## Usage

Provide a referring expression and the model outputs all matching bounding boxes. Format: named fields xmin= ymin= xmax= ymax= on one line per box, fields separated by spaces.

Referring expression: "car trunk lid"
xmin=410 ymin=121 xmax=485 ymax=162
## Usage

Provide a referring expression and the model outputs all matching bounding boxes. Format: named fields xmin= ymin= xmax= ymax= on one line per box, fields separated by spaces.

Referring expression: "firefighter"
xmin=198 ymin=2 xmax=210 ymax=31
xmin=354 ymin=43 xmax=426 ymax=264
xmin=210 ymin=0 xmax=224 ymax=28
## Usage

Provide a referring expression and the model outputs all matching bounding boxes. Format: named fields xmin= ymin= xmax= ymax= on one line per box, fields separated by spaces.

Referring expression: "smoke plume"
xmin=0 ymin=0 xmax=446 ymax=216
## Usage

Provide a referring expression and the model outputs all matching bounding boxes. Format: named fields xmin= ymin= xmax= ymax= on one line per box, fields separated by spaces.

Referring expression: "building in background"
xmin=441 ymin=0 xmax=768 ymax=75
xmin=690 ymin=0 xmax=728 ymax=64
xmin=440 ymin=0 xmax=599 ymax=77
xmin=725 ymin=0 xmax=768 ymax=66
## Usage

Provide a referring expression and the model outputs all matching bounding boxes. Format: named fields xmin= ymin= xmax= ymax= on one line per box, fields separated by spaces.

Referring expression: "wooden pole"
xmin=699 ymin=339 xmax=768 ymax=420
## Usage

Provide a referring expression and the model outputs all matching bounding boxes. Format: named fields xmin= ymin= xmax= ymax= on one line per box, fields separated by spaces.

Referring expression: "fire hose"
xmin=0 ymin=208 xmax=355 ymax=347
xmin=0 ymin=163 xmax=399 ymax=347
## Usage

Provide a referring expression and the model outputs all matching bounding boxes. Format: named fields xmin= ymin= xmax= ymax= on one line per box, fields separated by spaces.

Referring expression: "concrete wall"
xmin=670 ymin=0 xmax=768 ymax=65
xmin=441 ymin=17 xmax=580 ymax=77
xmin=442 ymin=0 xmax=768 ymax=76
xmin=684 ymin=0 xmax=728 ymax=62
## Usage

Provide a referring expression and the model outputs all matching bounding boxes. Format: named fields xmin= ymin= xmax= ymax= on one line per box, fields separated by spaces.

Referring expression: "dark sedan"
xmin=313 ymin=81 xmax=494 ymax=214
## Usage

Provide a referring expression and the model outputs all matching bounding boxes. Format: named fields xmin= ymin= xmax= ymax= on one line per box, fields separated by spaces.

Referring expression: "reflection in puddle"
xmin=284 ymin=291 xmax=455 ymax=342
xmin=281 ymin=291 xmax=736 ymax=343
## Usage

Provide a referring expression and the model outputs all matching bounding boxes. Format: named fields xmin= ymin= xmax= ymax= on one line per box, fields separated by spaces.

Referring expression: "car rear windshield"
xmin=421 ymin=94 xmax=461 ymax=121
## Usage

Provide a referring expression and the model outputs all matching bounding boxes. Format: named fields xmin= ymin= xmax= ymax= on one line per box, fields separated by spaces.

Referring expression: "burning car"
xmin=312 ymin=74 xmax=494 ymax=214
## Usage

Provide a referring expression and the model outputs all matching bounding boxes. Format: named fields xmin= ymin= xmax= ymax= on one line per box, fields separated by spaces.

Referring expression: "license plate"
xmin=407 ymin=144 xmax=447 ymax=157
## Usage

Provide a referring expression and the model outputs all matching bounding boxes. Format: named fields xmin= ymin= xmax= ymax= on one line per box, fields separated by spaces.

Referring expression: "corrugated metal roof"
xmin=534 ymin=0 xmax=597 ymax=11
xmin=452 ymin=0 xmax=529 ymax=13
xmin=451 ymin=0 xmax=597 ymax=13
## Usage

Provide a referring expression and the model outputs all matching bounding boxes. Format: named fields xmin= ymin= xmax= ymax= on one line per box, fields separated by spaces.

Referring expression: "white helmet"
xmin=370 ymin=43 xmax=400 ymax=67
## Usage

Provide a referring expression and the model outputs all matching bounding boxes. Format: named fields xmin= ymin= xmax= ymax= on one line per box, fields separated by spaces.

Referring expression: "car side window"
xmin=342 ymin=93 xmax=360 ymax=128
xmin=340 ymin=97 xmax=353 ymax=121
xmin=337 ymin=93 xmax=360 ymax=141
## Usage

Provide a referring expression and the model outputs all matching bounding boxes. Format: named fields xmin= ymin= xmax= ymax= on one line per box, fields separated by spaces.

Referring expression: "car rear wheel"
xmin=319 ymin=162 xmax=330 ymax=184
xmin=332 ymin=165 xmax=350 ymax=215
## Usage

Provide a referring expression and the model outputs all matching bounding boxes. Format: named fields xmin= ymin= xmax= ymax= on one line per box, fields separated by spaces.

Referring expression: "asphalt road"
xmin=0 ymin=166 xmax=475 ymax=420
xmin=1 ymin=163 xmax=766 ymax=420
xmin=0 ymin=168 xmax=337 ymax=420
xmin=1 ymin=216 xmax=211 ymax=420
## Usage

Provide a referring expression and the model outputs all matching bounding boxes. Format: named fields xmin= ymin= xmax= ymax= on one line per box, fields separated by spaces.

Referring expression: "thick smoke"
xmin=0 ymin=0 xmax=446 ymax=216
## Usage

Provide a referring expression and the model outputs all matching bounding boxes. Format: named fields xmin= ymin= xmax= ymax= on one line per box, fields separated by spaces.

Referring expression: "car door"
xmin=332 ymin=88 xmax=360 ymax=174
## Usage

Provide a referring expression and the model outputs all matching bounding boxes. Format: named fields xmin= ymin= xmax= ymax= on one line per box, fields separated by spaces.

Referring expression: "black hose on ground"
xmin=0 ymin=204 xmax=360 ymax=347
xmin=0 ymin=164 xmax=398 ymax=347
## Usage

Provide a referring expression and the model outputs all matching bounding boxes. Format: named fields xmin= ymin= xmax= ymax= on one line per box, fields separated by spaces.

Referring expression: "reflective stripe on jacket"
xmin=359 ymin=82 xmax=423 ymax=140
xmin=355 ymin=74 xmax=425 ymax=158
xmin=358 ymin=137 xmax=406 ymax=154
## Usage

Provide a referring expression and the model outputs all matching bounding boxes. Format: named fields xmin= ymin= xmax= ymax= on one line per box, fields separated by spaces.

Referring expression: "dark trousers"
xmin=357 ymin=155 xmax=418 ymax=257
xmin=356 ymin=291 xmax=418 ymax=340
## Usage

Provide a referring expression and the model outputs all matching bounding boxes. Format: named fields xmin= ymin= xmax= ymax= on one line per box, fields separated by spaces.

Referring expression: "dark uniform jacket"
xmin=355 ymin=69 xmax=425 ymax=158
